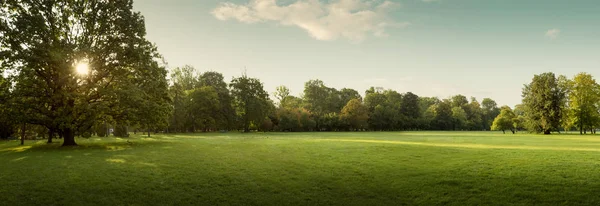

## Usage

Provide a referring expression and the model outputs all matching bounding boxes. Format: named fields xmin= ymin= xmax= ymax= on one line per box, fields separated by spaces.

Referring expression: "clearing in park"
xmin=2 ymin=131 xmax=600 ymax=205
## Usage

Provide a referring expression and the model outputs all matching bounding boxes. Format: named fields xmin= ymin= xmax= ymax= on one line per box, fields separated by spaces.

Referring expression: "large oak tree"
xmin=0 ymin=0 xmax=169 ymax=145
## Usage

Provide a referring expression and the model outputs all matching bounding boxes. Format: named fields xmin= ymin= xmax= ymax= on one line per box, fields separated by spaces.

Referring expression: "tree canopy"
xmin=0 ymin=0 xmax=169 ymax=145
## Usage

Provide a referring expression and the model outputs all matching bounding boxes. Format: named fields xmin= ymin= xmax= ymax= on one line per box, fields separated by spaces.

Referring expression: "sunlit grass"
xmin=2 ymin=132 xmax=600 ymax=205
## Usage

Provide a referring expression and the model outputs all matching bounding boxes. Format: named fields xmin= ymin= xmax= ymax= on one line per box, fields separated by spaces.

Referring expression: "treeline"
xmin=165 ymin=66 xmax=502 ymax=133
xmin=492 ymin=72 xmax=600 ymax=135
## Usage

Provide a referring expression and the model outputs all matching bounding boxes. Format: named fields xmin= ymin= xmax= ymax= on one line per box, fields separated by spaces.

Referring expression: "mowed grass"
xmin=2 ymin=132 xmax=600 ymax=205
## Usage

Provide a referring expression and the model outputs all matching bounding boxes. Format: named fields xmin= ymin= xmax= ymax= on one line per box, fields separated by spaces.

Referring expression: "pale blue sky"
xmin=133 ymin=0 xmax=600 ymax=107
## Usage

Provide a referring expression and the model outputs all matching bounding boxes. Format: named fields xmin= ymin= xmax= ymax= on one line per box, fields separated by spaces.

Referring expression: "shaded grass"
xmin=2 ymin=132 xmax=600 ymax=205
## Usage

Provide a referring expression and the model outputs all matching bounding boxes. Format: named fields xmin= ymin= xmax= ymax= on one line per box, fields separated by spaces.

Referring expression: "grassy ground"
xmin=2 ymin=131 xmax=600 ymax=205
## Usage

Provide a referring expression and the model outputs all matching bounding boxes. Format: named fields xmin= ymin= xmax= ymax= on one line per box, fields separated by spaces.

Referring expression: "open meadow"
xmin=2 ymin=132 xmax=600 ymax=205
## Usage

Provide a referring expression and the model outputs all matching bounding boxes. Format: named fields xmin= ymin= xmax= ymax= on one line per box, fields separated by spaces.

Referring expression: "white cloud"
xmin=545 ymin=28 xmax=560 ymax=39
xmin=421 ymin=0 xmax=438 ymax=2
xmin=211 ymin=0 xmax=408 ymax=42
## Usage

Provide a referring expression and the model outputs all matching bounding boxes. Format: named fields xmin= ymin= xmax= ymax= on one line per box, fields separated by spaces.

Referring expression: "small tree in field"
xmin=491 ymin=106 xmax=516 ymax=134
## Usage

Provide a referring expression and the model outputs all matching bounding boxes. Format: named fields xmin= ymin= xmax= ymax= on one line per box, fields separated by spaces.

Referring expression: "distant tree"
xmin=189 ymin=86 xmax=221 ymax=132
xmin=522 ymin=72 xmax=568 ymax=134
xmin=198 ymin=71 xmax=235 ymax=130
xmin=432 ymin=100 xmax=454 ymax=130
xmin=340 ymin=99 xmax=369 ymax=131
xmin=280 ymin=96 xmax=303 ymax=109
xmin=127 ymin=62 xmax=171 ymax=137
xmin=451 ymin=95 xmax=469 ymax=109
xmin=364 ymin=89 xmax=387 ymax=112
xmin=298 ymin=109 xmax=317 ymax=131
xmin=419 ymin=97 xmax=441 ymax=113
xmin=400 ymin=92 xmax=420 ymax=120
xmin=304 ymin=80 xmax=330 ymax=114
xmin=566 ymin=73 xmax=600 ymax=134
xmin=364 ymin=89 xmax=403 ymax=131
xmin=339 ymin=88 xmax=362 ymax=103
xmin=274 ymin=85 xmax=291 ymax=105
xmin=513 ymin=104 xmax=527 ymax=132
xmin=259 ymin=117 xmax=274 ymax=132
xmin=277 ymin=108 xmax=300 ymax=132
xmin=465 ymin=97 xmax=484 ymax=130
xmin=481 ymin=98 xmax=500 ymax=130
xmin=369 ymin=105 xmax=395 ymax=131
xmin=491 ymin=106 xmax=516 ymax=134
xmin=169 ymin=66 xmax=198 ymax=133
xmin=320 ymin=112 xmax=341 ymax=131
xmin=303 ymin=80 xmax=343 ymax=128
xmin=419 ymin=97 xmax=441 ymax=129
xmin=451 ymin=107 xmax=468 ymax=130
xmin=230 ymin=74 xmax=271 ymax=132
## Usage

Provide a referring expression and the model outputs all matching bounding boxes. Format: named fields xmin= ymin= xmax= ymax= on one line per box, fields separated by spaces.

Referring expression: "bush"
xmin=114 ymin=125 xmax=129 ymax=137
xmin=94 ymin=123 xmax=108 ymax=137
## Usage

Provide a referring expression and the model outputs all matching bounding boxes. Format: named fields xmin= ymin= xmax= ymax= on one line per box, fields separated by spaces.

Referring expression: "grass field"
xmin=2 ymin=131 xmax=600 ymax=205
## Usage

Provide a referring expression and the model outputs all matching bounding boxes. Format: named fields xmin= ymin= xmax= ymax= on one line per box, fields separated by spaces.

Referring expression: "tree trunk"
xmin=20 ymin=123 xmax=26 ymax=145
xmin=62 ymin=128 xmax=77 ymax=146
xmin=47 ymin=128 xmax=54 ymax=144
xmin=543 ymin=130 xmax=551 ymax=135
xmin=511 ymin=129 xmax=515 ymax=134
xmin=147 ymin=125 xmax=150 ymax=137
xmin=502 ymin=130 xmax=505 ymax=134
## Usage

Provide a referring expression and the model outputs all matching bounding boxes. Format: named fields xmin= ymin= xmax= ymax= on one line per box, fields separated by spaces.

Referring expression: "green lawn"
xmin=2 ymin=132 xmax=600 ymax=205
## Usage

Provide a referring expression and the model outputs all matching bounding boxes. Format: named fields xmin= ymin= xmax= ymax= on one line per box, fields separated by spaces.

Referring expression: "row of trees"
xmin=162 ymin=66 xmax=504 ymax=133
xmin=492 ymin=72 xmax=600 ymax=134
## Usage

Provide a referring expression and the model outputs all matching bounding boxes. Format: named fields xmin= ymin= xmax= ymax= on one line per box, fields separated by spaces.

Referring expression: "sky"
xmin=133 ymin=0 xmax=600 ymax=107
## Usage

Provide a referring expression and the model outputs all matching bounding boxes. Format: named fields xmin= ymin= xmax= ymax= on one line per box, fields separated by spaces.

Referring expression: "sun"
xmin=75 ymin=62 xmax=89 ymax=75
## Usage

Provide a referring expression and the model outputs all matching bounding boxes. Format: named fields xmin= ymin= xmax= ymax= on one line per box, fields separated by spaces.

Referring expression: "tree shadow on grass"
xmin=0 ymin=138 xmax=171 ymax=154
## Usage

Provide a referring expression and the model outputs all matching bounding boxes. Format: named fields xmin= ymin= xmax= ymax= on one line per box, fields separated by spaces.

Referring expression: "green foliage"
xmin=565 ymin=73 xmax=600 ymax=134
xmin=400 ymin=92 xmax=420 ymax=120
xmin=259 ymin=118 xmax=274 ymax=132
xmin=364 ymin=89 xmax=404 ymax=130
xmin=0 ymin=0 xmax=169 ymax=145
xmin=114 ymin=125 xmax=129 ymax=138
xmin=303 ymin=80 xmax=353 ymax=128
xmin=94 ymin=122 xmax=108 ymax=137
xmin=340 ymin=99 xmax=369 ymax=131
xmin=274 ymin=85 xmax=291 ymax=104
xmin=230 ymin=74 xmax=271 ymax=132
xmin=339 ymin=88 xmax=362 ymax=103
xmin=198 ymin=71 xmax=236 ymax=130
xmin=320 ymin=112 xmax=341 ymax=131
xmin=481 ymin=98 xmax=500 ymax=130
xmin=188 ymin=86 xmax=221 ymax=131
xmin=432 ymin=100 xmax=454 ymax=130
xmin=522 ymin=72 xmax=568 ymax=134
xmin=451 ymin=106 xmax=468 ymax=130
xmin=491 ymin=106 xmax=516 ymax=134
xmin=0 ymin=76 xmax=15 ymax=139
xmin=168 ymin=68 xmax=234 ymax=133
